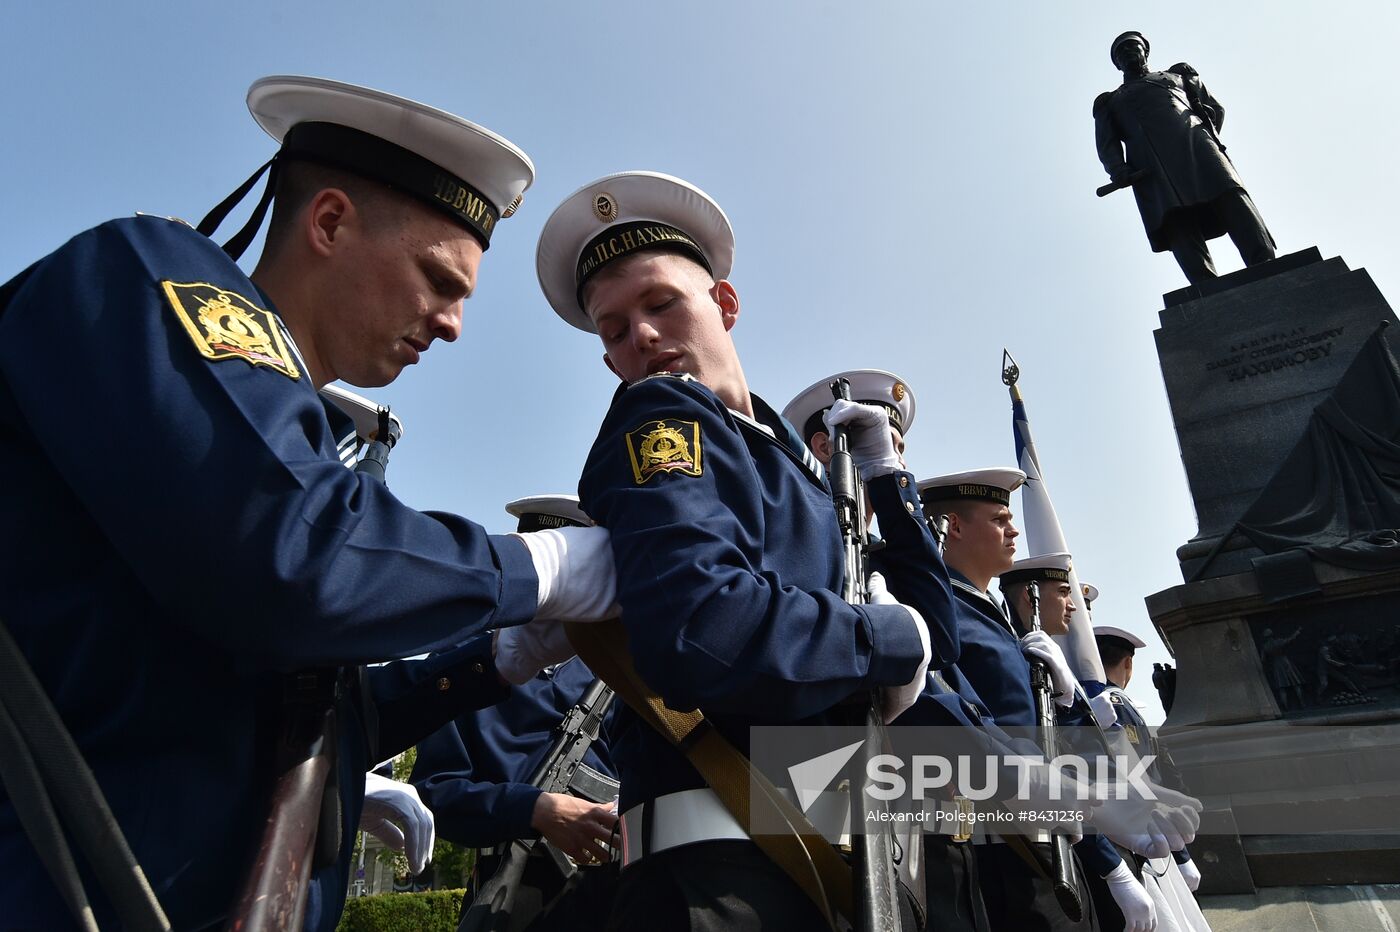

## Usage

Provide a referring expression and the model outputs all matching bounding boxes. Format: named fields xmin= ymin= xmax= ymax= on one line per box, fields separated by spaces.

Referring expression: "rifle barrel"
xmin=1026 ymin=582 xmax=1083 ymax=922
xmin=828 ymin=379 xmax=901 ymax=932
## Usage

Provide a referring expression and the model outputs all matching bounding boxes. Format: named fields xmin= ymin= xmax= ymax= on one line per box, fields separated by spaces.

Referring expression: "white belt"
xmin=619 ymin=788 xmax=750 ymax=867
xmin=970 ymin=829 xmax=1052 ymax=846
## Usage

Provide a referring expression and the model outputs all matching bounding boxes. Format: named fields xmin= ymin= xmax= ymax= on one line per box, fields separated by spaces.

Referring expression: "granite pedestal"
xmin=1146 ymin=250 xmax=1400 ymax=893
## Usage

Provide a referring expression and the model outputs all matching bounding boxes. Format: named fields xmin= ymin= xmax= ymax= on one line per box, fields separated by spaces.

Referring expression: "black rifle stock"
xmin=1025 ymin=581 xmax=1084 ymax=922
xmin=226 ymin=407 xmax=398 ymax=932
xmin=457 ymin=678 xmax=616 ymax=932
xmin=827 ymin=378 xmax=903 ymax=932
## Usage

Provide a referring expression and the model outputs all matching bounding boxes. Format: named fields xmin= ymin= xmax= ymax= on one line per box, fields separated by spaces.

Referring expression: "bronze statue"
xmin=1094 ymin=31 xmax=1277 ymax=284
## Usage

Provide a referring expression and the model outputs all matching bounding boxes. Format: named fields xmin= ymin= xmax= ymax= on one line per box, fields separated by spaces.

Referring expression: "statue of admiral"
xmin=1094 ymin=30 xmax=1277 ymax=284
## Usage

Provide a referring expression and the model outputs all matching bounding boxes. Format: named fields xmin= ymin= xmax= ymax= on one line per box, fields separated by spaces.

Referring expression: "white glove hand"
xmin=1090 ymin=690 xmax=1119 ymax=728
xmin=1091 ymin=783 xmax=1201 ymax=859
xmin=1019 ymin=630 xmax=1077 ymax=708
xmin=494 ymin=617 xmax=576 ymax=685
xmin=823 ymin=400 xmax=902 ymax=479
xmin=360 ymin=772 xmax=435 ymax=876
xmin=1177 ymin=855 xmax=1202 ymax=891
xmin=514 ymin=525 xmax=619 ymax=621
xmin=1103 ymin=861 xmax=1157 ymax=932
xmin=871 ymin=574 xmax=931 ymax=723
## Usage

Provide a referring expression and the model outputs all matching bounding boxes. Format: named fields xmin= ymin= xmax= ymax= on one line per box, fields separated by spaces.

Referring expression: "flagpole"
xmin=1001 ymin=351 xmax=1106 ymax=683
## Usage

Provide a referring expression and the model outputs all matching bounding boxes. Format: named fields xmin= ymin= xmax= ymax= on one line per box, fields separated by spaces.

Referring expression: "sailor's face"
xmin=1038 ymin=581 xmax=1076 ymax=636
xmin=586 ymin=251 xmax=739 ymax=389
xmin=962 ymin=501 xmax=1020 ymax=575
xmin=331 ymin=206 xmax=481 ymax=387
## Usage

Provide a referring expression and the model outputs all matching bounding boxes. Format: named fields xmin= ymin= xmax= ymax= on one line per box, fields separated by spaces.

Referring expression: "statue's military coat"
xmin=1094 ymin=64 xmax=1273 ymax=253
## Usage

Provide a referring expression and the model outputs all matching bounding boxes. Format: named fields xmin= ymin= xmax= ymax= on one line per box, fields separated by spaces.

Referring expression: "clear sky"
xmin=6 ymin=1 xmax=1398 ymax=721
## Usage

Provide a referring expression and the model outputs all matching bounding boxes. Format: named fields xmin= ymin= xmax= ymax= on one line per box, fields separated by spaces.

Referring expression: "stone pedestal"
xmin=1153 ymin=249 xmax=1398 ymax=581
xmin=1147 ymin=250 xmax=1400 ymax=893
xmin=1147 ymin=562 xmax=1400 ymax=891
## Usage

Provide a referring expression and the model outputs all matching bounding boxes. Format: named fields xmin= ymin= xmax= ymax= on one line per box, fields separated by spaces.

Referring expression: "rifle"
xmin=1024 ymin=581 xmax=1084 ymax=922
xmin=226 ymin=406 xmax=399 ymax=932
xmin=457 ymin=677 xmax=617 ymax=932
xmin=826 ymin=378 xmax=904 ymax=932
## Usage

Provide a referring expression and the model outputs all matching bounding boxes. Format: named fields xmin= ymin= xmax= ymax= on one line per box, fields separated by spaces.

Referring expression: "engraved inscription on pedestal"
xmin=1153 ymin=249 xmax=1399 ymax=578
xmin=1204 ymin=324 xmax=1346 ymax=384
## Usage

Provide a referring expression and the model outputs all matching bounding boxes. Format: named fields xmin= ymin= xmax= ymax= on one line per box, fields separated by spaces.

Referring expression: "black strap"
xmin=0 ymin=618 xmax=171 ymax=930
xmin=196 ymin=156 xmax=281 ymax=261
xmin=0 ymin=702 xmax=99 ymax=931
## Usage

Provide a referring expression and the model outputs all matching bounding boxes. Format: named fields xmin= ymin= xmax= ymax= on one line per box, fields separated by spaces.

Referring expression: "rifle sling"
xmin=564 ymin=619 xmax=853 ymax=930
xmin=0 ymin=618 xmax=171 ymax=931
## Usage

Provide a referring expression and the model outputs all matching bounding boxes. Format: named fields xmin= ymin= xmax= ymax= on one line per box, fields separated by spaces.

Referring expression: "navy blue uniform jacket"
xmin=413 ymin=657 xmax=618 ymax=847
xmin=951 ymin=577 xmax=1122 ymax=877
xmin=1081 ymin=680 xmax=1192 ymax=866
xmin=0 ymin=217 xmax=538 ymax=930
xmin=578 ymin=374 xmax=953 ymax=812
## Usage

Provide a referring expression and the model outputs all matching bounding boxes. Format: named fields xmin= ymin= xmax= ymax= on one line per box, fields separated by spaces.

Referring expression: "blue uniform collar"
xmin=949 ymin=568 xmax=1018 ymax=636
xmin=736 ymin=392 xmax=827 ymax=488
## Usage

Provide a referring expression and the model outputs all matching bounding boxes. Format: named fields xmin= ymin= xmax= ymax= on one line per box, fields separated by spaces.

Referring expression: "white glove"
xmin=360 ymin=772 xmax=436 ymax=876
xmin=823 ymin=400 xmax=902 ymax=479
xmin=513 ymin=525 xmax=619 ymax=621
xmin=1019 ymin=630 xmax=1076 ymax=708
xmin=1091 ymin=783 xmax=1201 ymax=859
xmin=1177 ymin=855 xmax=1202 ymax=891
xmin=494 ymin=617 xmax=577 ymax=685
xmin=1103 ymin=861 xmax=1157 ymax=932
xmin=1090 ymin=690 xmax=1119 ymax=729
xmin=869 ymin=573 xmax=931 ymax=723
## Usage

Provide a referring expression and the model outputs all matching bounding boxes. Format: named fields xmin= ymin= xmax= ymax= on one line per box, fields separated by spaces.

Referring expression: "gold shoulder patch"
xmin=161 ymin=280 xmax=300 ymax=380
xmin=625 ymin=419 xmax=703 ymax=485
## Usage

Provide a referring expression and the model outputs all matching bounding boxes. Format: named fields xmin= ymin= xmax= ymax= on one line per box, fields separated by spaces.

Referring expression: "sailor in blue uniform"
xmin=915 ymin=472 xmax=1107 ymax=931
xmin=0 ymin=76 xmax=617 ymax=931
xmin=999 ymin=556 xmax=1158 ymax=932
xmin=412 ymin=495 xmax=621 ymax=931
xmin=1085 ymin=622 xmax=1207 ymax=931
xmin=786 ymin=370 xmax=1003 ymax=932
xmin=536 ymin=172 xmax=951 ymax=929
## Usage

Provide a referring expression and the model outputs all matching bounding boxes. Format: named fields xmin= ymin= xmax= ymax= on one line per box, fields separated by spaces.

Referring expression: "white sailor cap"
xmin=1082 ymin=582 xmax=1101 ymax=605
xmin=917 ymin=468 xmax=1027 ymax=509
xmin=782 ymin=369 xmax=916 ymax=444
xmin=203 ymin=76 xmax=535 ymax=257
xmin=1000 ymin=552 xmax=1073 ymax=588
xmin=536 ymin=171 xmax=734 ymax=332
xmin=1094 ymin=625 xmax=1148 ymax=650
xmin=505 ymin=494 xmax=593 ymax=532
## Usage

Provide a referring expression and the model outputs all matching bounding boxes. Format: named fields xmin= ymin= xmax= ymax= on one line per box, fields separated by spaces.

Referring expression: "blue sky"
xmin=7 ymin=2 xmax=1398 ymax=720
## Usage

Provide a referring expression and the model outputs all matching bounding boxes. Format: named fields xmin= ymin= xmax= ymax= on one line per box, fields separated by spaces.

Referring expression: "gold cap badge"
xmin=892 ymin=382 xmax=906 ymax=402
xmin=593 ymin=193 xmax=618 ymax=223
